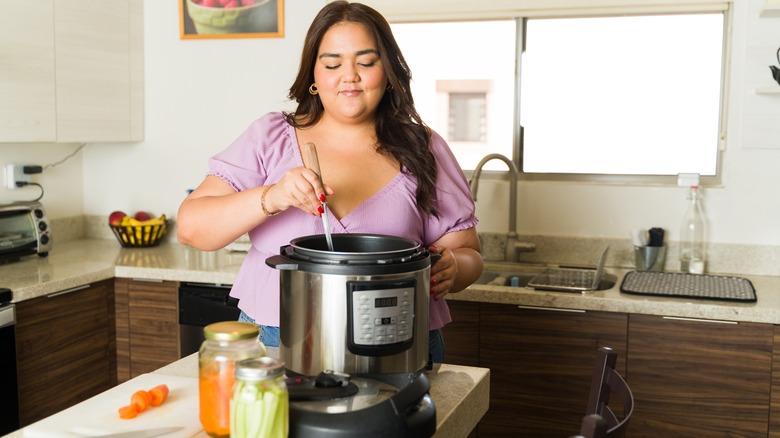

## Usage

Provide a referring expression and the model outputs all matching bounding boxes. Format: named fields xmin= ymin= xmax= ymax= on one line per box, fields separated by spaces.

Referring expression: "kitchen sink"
xmin=475 ymin=267 xmax=617 ymax=291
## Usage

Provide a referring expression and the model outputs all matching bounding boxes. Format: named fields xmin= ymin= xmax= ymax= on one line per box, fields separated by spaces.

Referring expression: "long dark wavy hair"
xmin=284 ymin=1 xmax=439 ymax=217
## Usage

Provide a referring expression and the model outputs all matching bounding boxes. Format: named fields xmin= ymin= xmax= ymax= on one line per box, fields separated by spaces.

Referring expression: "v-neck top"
xmin=208 ymin=112 xmax=478 ymax=329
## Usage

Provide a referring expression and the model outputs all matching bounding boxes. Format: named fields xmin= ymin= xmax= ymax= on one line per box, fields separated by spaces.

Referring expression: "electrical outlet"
xmin=5 ymin=164 xmax=29 ymax=190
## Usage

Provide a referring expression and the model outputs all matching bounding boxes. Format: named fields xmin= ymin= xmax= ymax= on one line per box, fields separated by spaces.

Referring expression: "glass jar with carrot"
xmin=199 ymin=321 xmax=266 ymax=438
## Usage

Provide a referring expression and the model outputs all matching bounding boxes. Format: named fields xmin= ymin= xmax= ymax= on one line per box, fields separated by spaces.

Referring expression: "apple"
xmin=108 ymin=210 xmax=127 ymax=226
xmin=134 ymin=211 xmax=153 ymax=221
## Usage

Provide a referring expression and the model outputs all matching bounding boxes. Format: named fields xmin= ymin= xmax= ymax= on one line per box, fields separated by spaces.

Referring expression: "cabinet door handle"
xmin=47 ymin=284 xmax=90 ymax=298
xmin=131 ymin=278 xmax=164 ymax=283
xmin=662 ymin=316 xmax=738 ymax=325
xmin=516 ymin=305 xmax=586 ymax=313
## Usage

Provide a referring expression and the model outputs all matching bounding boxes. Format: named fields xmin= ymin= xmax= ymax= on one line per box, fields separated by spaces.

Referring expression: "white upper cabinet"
xmin=0 ymin=0 xmax=143 ymax=143
xmin=0 ymin=1 xmax=57 ymax=142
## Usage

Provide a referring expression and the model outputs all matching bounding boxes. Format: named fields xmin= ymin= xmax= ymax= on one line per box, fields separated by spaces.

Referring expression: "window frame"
xmin=373 ymin=0 xmax=732 ymax=186
xmin=513 ymin=12 xmax=731 ymax=186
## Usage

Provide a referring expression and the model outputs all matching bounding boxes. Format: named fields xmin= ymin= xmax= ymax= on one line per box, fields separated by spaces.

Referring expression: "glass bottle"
xmin=679 ymin=185 xmax=707 ymax=274
xmin=199 ymin=321 xmax=266 ymax=438
xmin=231 ymin=357 xmax=289 ymax=438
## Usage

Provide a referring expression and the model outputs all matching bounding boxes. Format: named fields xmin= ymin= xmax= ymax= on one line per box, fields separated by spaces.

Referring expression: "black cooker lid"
xmin=288 ymin=371 xmax=436 ymax=438
xmin=286 ymin=234 xmax=424 ymax=265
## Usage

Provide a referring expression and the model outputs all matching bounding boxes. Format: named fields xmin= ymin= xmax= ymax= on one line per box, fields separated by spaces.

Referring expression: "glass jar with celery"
xmin=231 ymin=357 xmax=288 ymax=438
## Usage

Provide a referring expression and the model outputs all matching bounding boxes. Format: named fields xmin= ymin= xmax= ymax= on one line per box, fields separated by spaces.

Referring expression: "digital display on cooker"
xmin=374 ymin=296 xmax=398 ymax=308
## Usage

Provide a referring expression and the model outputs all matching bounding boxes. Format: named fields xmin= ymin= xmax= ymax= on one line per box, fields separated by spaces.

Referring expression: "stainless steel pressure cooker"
xmin=266 ymin=234 xmax=434 ymax=376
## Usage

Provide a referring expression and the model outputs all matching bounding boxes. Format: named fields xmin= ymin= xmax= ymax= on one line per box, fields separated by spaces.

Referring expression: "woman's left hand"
xmin=428 ymin=244 xmax=458 ymax=301
xmin=427 ymin=228 xmax=484 ymax=302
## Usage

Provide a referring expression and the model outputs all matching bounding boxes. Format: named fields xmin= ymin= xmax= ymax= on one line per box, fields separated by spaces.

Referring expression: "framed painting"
xmin=179 ymin=0 xmax=284 ymax=39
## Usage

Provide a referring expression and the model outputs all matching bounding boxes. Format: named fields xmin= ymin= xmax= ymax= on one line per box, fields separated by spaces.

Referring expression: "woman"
xmin=177 ymin=1 xmax=483 ymax=363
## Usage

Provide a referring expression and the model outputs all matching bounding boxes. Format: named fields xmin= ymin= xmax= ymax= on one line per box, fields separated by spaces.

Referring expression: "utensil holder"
xmin=634 ymin=245 xmax=666 ymax=272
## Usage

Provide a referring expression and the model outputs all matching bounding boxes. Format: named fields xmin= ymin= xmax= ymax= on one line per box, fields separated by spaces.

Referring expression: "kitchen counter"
xmin=6 ymin=349 xmax=490 ymax=437
xmin=5 ymin=238 xmax=780 ymax=324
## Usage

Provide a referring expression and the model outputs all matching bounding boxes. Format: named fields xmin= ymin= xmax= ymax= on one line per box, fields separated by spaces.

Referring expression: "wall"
xmin=1 ymin=0 xmax=778 ymax=249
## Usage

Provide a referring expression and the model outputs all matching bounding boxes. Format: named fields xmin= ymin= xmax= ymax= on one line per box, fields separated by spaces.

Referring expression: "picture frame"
xmin=179 ymin=0 xmax=284 ymax=40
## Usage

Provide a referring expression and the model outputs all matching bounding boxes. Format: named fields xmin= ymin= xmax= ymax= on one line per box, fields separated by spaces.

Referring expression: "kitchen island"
xmin=6 ymin=349 xmax=488 ymax=437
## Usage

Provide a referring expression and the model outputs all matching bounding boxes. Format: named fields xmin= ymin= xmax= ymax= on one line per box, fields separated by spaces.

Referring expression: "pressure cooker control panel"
xmin=347 ymin=279 xmax=416 ymax=356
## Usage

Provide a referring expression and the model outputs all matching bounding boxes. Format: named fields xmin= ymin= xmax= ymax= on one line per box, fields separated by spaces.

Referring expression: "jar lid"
xmin=203 ymin=321 xmax=259 ymax=341
xmin=235 ymin=357 xmax=285 ymax=381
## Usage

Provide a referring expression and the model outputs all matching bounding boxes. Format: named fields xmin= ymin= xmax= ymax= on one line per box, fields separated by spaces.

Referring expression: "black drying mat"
xmin=621 ymin=271 xmax=756 ymax=302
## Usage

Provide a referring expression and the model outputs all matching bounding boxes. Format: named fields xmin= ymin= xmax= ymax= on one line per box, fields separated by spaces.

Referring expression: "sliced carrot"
xmin=130 ymin=389 xmax=152 ymax=413
xmin=118 ymin=404 xmax=138 ymax=419
xmin=148 ymin=384 xmax=169 ymax=407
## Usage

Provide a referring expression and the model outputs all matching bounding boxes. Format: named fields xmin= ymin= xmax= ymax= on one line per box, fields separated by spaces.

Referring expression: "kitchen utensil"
xmin=648 ymin=227 xmax=665 ymax=247
xmin=633 ymin=245 xmax=666 ymax=272
xmin=771 ymin=47 xmax=780 ymax=85
xmin=300 ymin=142 xmax=334 ymax=252
xmin=266 ymin=233 xmax=434 ymax=376
xmin=87 ymin=426 xmax=184 ymax=438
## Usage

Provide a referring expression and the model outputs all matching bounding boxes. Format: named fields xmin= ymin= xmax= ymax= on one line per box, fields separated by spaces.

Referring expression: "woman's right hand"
xmin=263 ymin=166 xmax=334 ymax=217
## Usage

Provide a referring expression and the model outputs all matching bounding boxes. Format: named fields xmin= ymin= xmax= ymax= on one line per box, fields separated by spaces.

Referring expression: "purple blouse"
xmin=208 ymin=112 xmax=478 ymax=329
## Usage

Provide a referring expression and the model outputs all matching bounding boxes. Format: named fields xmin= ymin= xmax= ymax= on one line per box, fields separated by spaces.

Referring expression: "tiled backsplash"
xmin=51 ymin=216 xmax=780 ymax=277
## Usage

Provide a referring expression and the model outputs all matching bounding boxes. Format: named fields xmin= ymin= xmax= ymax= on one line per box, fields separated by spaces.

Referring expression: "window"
xmin=448 ymin=92 xmax=486 ymax=142
xmin=390 ymin=9 xmax=728 ymax=181
xmin=392 ymin=21 xmax=516 ymax=171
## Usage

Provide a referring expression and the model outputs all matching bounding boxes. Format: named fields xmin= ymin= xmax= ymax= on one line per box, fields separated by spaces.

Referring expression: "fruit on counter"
xmin=108 ymin=211 xmax=166 ymax=227
xmin=120 ymin=214 xmax=166 ymax=226
xmin=118 ymin=384 xmax=170 ymax=420
xmin=108 ymin=210 xmax=127 ymax=226
xmin=134 ymin=211 xmax=153 ymax=221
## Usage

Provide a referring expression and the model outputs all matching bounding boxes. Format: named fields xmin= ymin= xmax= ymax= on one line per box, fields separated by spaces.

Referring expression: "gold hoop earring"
xmin=308 ymin=83 xmax=318 ymax=95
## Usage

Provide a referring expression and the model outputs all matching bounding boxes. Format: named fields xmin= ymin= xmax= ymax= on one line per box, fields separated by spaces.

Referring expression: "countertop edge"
xmin=6 ymin=239 xmax=780 ymax=325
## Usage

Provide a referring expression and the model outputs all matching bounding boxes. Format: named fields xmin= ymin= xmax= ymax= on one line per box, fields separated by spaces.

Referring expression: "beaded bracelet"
xmin=261 ymin=184 xmax=281 ymax=216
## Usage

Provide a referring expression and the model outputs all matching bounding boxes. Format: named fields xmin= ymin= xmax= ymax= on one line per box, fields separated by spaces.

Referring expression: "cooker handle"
xmin=265 ymin=255 xmax=298 ymax=270
xmin=404 ymin=393 xmax=436 ymax=435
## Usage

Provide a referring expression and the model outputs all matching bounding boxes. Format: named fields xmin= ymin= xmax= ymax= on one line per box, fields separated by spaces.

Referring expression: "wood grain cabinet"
xmin=627 ymin=314 xmax=773 ymax=438
xmin=443 ymin=300 xmax=628 ymax=437
xmin=114 ymin=278 xmax=180 ymax=382
xmin=442 ymin=300 xmax=480 ymax=367
xmin=15 ymin=280 xmax=116 ymax=427
xmin=0 ymin=0 xmax=143 ymax=143
xmin=479 ymin=303 xmax=627 ymax=437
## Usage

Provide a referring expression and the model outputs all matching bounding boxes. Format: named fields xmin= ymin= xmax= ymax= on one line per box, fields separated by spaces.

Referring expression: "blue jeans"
xmin=238 ymin=311 xmax=280 ymax=347
xmin=239 ymin=311 xmax=445 ymax=362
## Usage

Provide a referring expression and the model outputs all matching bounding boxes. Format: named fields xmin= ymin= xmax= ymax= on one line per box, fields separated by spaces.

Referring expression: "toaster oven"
xmin=0 ymin=201 xmax=51 ymax=263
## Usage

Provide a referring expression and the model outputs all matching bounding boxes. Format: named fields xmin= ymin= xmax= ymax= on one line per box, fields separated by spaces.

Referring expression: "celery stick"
xmin=258 ymin=389 xmax=275 ymax=437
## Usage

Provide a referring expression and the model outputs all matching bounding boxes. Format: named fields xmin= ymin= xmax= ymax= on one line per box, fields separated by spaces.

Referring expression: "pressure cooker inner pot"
xmin=287 ymin=233 xmax=423 ymax=264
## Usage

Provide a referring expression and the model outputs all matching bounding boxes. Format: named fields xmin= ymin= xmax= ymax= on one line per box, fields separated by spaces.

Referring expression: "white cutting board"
xmin=22 ymin=374 xmax=202 ymax=437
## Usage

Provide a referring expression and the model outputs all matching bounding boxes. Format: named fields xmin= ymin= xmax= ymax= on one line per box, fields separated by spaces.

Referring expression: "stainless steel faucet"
xmin=469 ymin=153 xmax=536 ymax=262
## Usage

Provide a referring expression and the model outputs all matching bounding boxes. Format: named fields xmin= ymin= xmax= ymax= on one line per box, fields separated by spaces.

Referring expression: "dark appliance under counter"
xmin=178 ymin=282 xmax=240 ymax=357
xmin=0 ymin=287 xmax=19 ymax=434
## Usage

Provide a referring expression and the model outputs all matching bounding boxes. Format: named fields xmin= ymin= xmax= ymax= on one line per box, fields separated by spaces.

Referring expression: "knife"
xmin=84 ymin=426 xmax=184 ymax=438
xmin=301 ymin=142 xmax=335 ymax=251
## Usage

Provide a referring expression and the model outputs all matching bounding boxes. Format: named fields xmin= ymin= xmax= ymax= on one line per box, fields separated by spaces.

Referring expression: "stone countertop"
xmin=152 ymin=350 xmax=490 ymax=438
xmin=4 ymin=238 xmax=780 ymax=324
xmin=5 ymin=347 xmax=489 ymax=438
